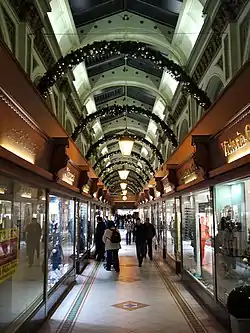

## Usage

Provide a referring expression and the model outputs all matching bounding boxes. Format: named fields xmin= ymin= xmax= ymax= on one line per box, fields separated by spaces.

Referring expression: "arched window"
xmin=179 ymin=119 xmax=189 ymax=143
xmin=206 ymin=76 xmax=224 ymax=104
xmin=66 ymin=119 xmax=73 ymax=136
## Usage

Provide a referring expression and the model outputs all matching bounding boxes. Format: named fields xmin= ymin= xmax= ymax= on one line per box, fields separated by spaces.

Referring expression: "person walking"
xmin=125 ymin=219 xmax=133 ymax=245
xmin=94 ymin=216 xmax=106 ymax=261
xmin=134 ymin=217 xmax=146 ymax=267
xmin=25 ymin=218 xmax=42 ymax=267
xmin=102 ymin=221 xmax=121 ymax=272
xmin=144 ymin=218 xmax=156 ymax=260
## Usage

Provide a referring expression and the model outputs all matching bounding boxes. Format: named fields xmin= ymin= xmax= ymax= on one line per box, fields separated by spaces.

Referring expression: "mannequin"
xmin=200 ymin=216 xmax=210 ymax=264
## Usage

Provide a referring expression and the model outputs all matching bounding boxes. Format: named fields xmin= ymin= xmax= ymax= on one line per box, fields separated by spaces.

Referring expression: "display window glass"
xmin=0 ymin=175 xmax=45 ymax=332
xmin=175 ymin=197 xmax=182 ymax=261
xmin=88 ymin=203 xmax=95 ymax=248
xmin=48 ymin=195 xmax=75 ymax=290
xmin=78 ymin=202 xmax=88 ymax=256
xmin=165 ymin=199 xmax=175 ymax=258
xmin=214 ymin=179 xmax=250 ymax=304
xmin=182 ymin=189 xmax=214 ymax=294
xmin=157 ymin=201 xmax=164 ymax=248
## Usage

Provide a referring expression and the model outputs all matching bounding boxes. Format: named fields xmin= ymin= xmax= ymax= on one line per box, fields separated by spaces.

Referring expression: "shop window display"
xmin=214 ymin=180 xmax=250 ymax=305
xmin=0 ymin=176 xmax=45 ymax=332
xmin=48 ymin=196 xmax=75 ymax=290
xmin=165 ymin=199 xmax=176 ymax=258
xmin=182 ymin=189 xmax=214 ymax=293
xmin=78 ymin=202 xmax=88 ymax=255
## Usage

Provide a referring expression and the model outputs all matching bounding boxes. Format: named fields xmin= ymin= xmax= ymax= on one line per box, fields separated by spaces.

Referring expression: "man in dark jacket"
xmin=134 ymin=217 xmax=146 ymax=267
xmin=144 ymin=218 xmax=156 ymax=260
xmin=94 ymin=216 xmax=106 ymax=261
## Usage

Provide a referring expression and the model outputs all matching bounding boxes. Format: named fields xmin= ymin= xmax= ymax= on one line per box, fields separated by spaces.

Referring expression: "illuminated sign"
xmin=221 ymin=124 xmax=250 ymax=163
xmin=61 ymin=167 xmax=76 ymax=186
xmin=180 ymin=163 xmax=198 ymax=184
xmin=82 ymin=184 xmax=90 ymax=194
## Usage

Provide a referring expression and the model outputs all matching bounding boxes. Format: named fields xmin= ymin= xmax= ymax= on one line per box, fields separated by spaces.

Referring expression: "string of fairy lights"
xmin=71 ymin=104 xmax=178 ymax=147
xmin=37 ymin=41 xmax=211 ymax=109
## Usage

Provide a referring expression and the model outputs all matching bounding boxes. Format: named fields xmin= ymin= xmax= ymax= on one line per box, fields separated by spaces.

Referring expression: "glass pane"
xmin=214 ymin=179 xmax=250 ymax=305
xmin=48 ymin=196 xmax=75 ymax=290
xmin=165 ymin=199 xmax=175 ymax=258
xmin=175 ymin=197 xmax=182 ymax=261
xmin=182 ymin=189 xmax=214 ymax=293
xmin=78 ymin=202 xmax=88 ymax=254
xmin=0 ymin=177 xmax=45 ymax=331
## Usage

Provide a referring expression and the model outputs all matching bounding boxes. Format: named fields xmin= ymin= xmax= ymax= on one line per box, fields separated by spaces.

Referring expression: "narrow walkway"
xmin=39 ymin=231 xmax=226 ymax=333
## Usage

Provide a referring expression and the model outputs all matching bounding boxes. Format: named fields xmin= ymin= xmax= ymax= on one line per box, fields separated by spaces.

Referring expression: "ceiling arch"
xmin=86 ymin=133 xmax=164 ymax=164
xmin=105 ymin=172 xmax=145 ymax=189
xmin=93 ymin=150 xmax=154 ymax=173
xmin=103 ymin=168 xmax=147 ymax=186
xmin=98 ymin=160 xmax=152 ymax=178
xmin=72 ymin=105 xmax=177 ymax=146
xmin=110 ymin=182 xmax=138 ymax=194
xmin=81 ymin=80 xmax=170 ymax=105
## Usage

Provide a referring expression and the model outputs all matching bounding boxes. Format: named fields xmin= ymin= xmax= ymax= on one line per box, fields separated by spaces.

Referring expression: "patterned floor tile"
xmin=112 ymin=300 xmax=150 ymax=311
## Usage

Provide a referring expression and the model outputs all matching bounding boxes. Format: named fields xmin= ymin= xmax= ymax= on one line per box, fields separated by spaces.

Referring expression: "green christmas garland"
xmin=37 ymin=41 xmax=211 ymax=109
xmin=72 ymin=104 xmax=177 ymax=147
xmin=86 ymin=133 xmax=164 ymax=164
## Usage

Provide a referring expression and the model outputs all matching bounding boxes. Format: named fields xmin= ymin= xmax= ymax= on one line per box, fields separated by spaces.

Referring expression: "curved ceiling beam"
xmin=86 ymin=133 xmax=164 ymax=164
xmin=110 ymin=182 xmax=138 ymax=194
xmin=103 ymin=169 xmax=147 ymax=187
xmin=80 ymin=29 xmax=184 ymax=65
xmin=107 ymin=175 xmax=142 ymax=192
xmin=93 ymin=150 xmax=154 ymax=173
xmin=72 ymin=105 xmax=177 ymax=146
xmin=81 ymin=81 xmax=169 ymax=105
xmin=98 ymin=160 xmax=152 ymax=178
xmin=37 ymin=41 xmax=211 ymax=109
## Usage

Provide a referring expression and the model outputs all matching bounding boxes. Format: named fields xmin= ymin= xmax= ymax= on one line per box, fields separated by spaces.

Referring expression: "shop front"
xmin=0 ymin=85 xmax=101 ymax=333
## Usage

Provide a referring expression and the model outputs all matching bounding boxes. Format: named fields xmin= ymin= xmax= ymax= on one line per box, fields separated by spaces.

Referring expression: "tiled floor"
xmin=39 ymin=231 xmax=227 ymax=333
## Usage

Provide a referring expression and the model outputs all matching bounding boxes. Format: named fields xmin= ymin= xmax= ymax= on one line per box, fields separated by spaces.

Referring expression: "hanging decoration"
xmin=93 ymin=150 xmax=154 ymax=173
xmin=119 ymin=132 xmax=134 ymax=156
xmin=86 ymin=133 xmax=164 ymax=164
xmin=118 ymin=170 xmax=129 ymax=180
xmin=111 ymin=183 xmax=138 ymax=194
xmin=71 ymin=105 xmax=178 ymax=147
xmin=103 ymin=169 xmax=148 ymax=186
xmin=120 ymin=182 xmax=127 ymax=190
xmin=37 ymin=41 xmax=211 ymax=109
xmin=98 ymin=160 xmax=152 ymax=178
xmin=105 ymin=175 xmax=144 ymax=193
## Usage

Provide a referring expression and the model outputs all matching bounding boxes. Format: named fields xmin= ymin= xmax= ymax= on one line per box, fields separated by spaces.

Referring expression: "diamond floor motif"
xmin=112 ymin=301 xmax=150 ymax=311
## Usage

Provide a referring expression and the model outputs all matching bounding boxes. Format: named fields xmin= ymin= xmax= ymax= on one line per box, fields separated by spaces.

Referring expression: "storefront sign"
xmin=0 ymin=88 xmax=52 ymax=169
xmin=221 ymin=124 xmax=250 ymax=163
xmin=0 ymin=228 xmax=18 ymax=283
xmin=178 ymin=162 xmax=198 ymax=185
xmin=61 ymin=166 xmax=76 ymax=186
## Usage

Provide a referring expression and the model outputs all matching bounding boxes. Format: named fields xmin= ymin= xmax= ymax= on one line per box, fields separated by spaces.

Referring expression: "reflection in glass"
xmin=78 ymin=202 xmax=88 ymax=254
xmin=182 ymin=189 xmax=214 ymax=293
xmin=0 ymin=176 xmax=45 ymax=332
xmin=214 ymin=179 xmax=250 ymax=304
xmin=165 ymin=199 xmax=175 ymax=258
xmin=48 ymin=196 xmax=75 ymax=290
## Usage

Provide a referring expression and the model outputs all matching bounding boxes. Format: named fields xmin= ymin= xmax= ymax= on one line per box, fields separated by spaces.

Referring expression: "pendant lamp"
xmin=118 ymin=169 xmax=129 ymax=180
xmin=120 ymin=182 xmax=127 ymax=190
xmin=119 ymin=131 xmax=134 ymax=156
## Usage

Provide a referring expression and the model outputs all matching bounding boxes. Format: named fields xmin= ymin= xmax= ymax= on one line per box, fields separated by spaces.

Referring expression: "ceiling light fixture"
xmin=120 ymin=182 xmax=127 ymax=190
xmin=122 ymin=195 xmax=127 ymax=201
xmin=122 ymin=190 xmax=127 ymax=196
xmin=118 ymin=169 xmax=129 ymax=180
xmin=119 ymin=131 xmax=134 ymax=156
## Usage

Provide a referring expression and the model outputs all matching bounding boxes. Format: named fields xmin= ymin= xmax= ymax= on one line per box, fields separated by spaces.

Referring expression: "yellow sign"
xmin=221 ymin=124 xmax=250 ymax=163
xmin=0 ymin=228 xmax=18 ymax=242
xmin=0 ymin=228 xmax=18 ymax=283
xmin=0 ymin=259 xmax=18 ymax=283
